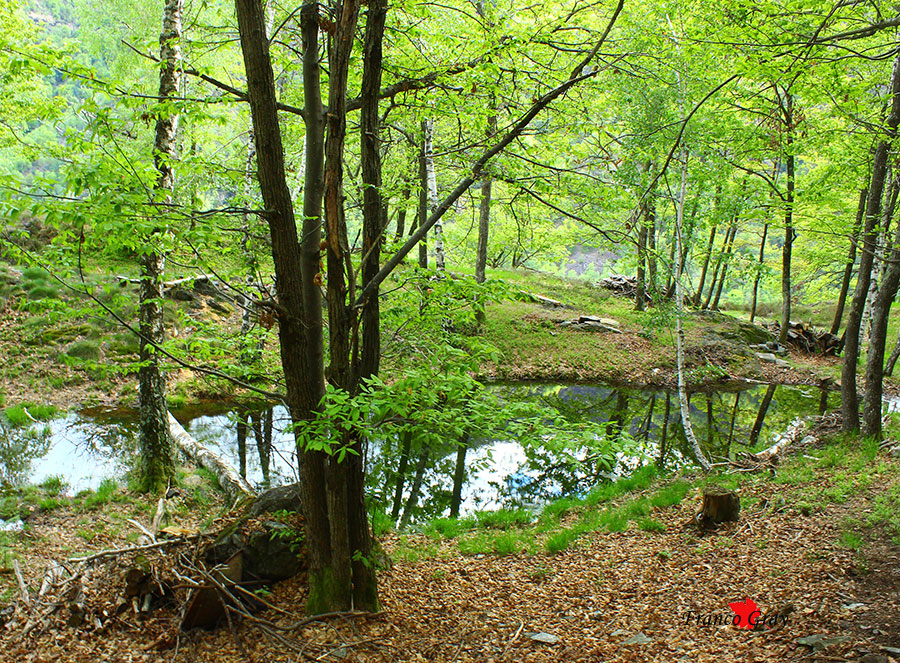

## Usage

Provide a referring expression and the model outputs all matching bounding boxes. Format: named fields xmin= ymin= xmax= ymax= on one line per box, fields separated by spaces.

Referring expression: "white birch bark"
xmin=668 ymin=13 xmax=710 ymax=471
xmin=423 ymin=119 xmax=443 ymax=270
xmin=138 ymin=0 xmax=184 ymax=488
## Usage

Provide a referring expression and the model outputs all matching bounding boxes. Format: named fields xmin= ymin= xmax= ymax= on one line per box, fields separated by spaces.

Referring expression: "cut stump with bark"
xmin=696 ymin=488 xmax=740 ymax=529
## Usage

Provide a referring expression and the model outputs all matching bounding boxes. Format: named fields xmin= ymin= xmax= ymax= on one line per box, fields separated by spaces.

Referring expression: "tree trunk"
xmin=346 ymin=0 xmax=387 ymax=610
xmin=449 ymin=433 xmax=468 ymax=519
xmin=698 ymin=488 xmax=740 ymax=526
xmin=750 ymin=223 xmax=768 ymax=323
xmin=862 ymin=186 xmax=900 ymax=439
xmin=168 ymin=413 xmax=254 ymax=503
xmin=647 ymin=192 xmax=658 ymax=300
xmin=694 ymin=225 xmax=717 ymax=307
xmin=749 ymin=383 xmax=777 ymax=446
xmin=394 ymin=184 xmax=410 ymax=240
xmin=674 ymin=148 xmax=710 ymax=471
xmin=831 ymin=188 xmax=868 ymax=335
xmin=711 ymin=225 xmax=737 ymax=310
xmin=235 ymin=0 xmax=332 ymax=614
xmin=423 ymin=119 xmax=442 ymax=270
xmin=417 ymin=123 xmax=429 ymax=269
xmin=390 ymin=432 xmax=412 ymax=522
xmin=658 ymin=391 xmax=671 ymax=467
xmin=236 ymin=411 xmax=248 ymax=479
xmin=778 ymin=89 xmax=795 ymax=346
xmin=703 ymin=223 xmax=732 ymax=310
xmin=399 ymin=444 xmax=430 ymax=529
xmin=886 ymin=328 xmax=900 ymax=377
xmin=138 ymin=0 xmax=183 ymax=493
xmin=635 ymin=220 xmax=647 ymax=311
xmin=842 ymin=54 xmax=900 ymax=433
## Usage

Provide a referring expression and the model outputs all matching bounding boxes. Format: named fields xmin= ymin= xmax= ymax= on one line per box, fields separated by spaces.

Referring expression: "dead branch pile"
xmin=598 ymin=275 xmax=651 ymax=302
xmin=2 ymin=503 xmax=308 ymax=653
xmin=767 ymin=320 xmax=843 ymax=355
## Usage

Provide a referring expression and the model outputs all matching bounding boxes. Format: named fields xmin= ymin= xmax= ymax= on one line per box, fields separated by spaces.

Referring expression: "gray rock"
xmin=247 ymin=482 xmax=301 ymax=517
xmin=795 ymin=634 xmax=850 ymax=651
xmin=757 ymin=352 xmax=777 ymax=363
xmin=623 ymin=633 xmax=653 ymax=645
xmin=244 ymin=521 xmax=304 ymax=581
xmin=527 ymin=632 xmax=560 ymax=644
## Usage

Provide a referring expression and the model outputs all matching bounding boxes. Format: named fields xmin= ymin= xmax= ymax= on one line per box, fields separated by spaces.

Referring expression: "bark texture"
xmin=842 ymin=54 xmax=900 ymax=433
xmin=138 ymin=0 xmax=183 ymax=492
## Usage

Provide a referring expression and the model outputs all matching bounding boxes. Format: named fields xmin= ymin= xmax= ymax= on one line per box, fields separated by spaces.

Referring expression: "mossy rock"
xmin=65 ymin=339 xmax=101 ymax=361
xmin=694 ymin=310 xmax=773 ymax=346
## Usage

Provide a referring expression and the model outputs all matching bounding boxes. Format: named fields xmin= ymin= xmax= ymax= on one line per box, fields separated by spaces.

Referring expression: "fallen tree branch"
xmin=168 ymin=412 xmax=255 ymax=503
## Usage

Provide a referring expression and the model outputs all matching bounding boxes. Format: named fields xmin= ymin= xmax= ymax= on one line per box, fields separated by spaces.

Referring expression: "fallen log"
xmin=168 ymin=412 xmax=255 ymax=504
xmin=517 ymin=290 xmax=573 ymax=309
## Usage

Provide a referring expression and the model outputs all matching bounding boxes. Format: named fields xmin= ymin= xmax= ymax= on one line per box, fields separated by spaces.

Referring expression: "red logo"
xmin=728 ymin=598 xmax=760 ymax=629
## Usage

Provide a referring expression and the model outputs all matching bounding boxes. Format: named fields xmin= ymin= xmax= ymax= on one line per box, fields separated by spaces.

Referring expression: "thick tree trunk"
xmin=321 ymin=0 xmax=365 ymax=613
xmin=778 ymin=90 xmax=795 ymax=346
xmin=235 ymin=0 xmax=333 ymax=615
xmin=750 ymin=222 xmax=768 ymax=323
xmin=138 ymin=0 xmax=183 ymax=493
xmin=831 ymin=188 xmax=867 ymax=335
xmin=842 ymin=54 xmax=900 ymax=433
xmin=348 ymin=0 xmax=387 ymax=610
xmin=862 ymin=187 xmax=900 ymax=438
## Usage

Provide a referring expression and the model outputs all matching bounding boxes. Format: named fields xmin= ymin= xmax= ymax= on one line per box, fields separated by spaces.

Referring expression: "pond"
xmin=0 ymin=381 xmax=848 ymax=523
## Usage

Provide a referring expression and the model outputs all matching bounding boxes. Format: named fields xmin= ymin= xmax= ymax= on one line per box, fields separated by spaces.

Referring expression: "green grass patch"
xmin=83 ymin=478 xmax=119 ymax=509
xmin=839 ymin=530 xmax=863 ymax=550
xmin=638 ymin=517 xmax=666 ymax=532
xmin=40 ymin=475 xmax=67 ymax=494
xmin=3 ymin=402 xmax=58 ymax=426
xmin=650 ymin=480 xmax=690 ymax=508
xmin=476 ymin=508 xmax=532 ymax=529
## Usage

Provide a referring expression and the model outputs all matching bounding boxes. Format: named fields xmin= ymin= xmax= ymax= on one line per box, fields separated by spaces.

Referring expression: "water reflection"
xmin=1 ymin=381 xmax=844 ymax=524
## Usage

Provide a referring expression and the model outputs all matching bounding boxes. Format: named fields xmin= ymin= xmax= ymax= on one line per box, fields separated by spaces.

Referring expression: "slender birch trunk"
xmin=138 ymin=0 xmax=183 ymax=492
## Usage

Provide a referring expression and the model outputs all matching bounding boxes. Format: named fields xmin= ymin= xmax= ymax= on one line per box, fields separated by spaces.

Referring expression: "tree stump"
xmin=696 ymin=488 xmax=740 ymax=529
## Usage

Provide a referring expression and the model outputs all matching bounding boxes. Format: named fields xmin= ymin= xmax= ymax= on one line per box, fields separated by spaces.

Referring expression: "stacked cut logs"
xmin=598 ymin=275 xmax=651 ymax=302
xmin=767 ymin=320 xmax=843 ymax=356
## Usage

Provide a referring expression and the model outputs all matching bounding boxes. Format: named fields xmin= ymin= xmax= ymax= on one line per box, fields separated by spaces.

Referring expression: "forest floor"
xmin=1 ymin=434 xmax=898 ymax=662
